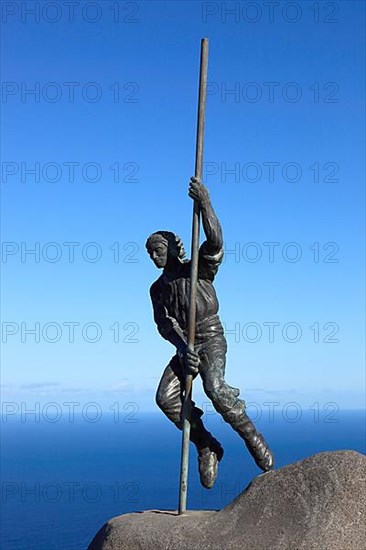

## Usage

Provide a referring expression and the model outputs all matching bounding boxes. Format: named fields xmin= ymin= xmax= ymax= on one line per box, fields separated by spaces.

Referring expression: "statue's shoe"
xmin=245 ymin=433 xmax=274 ymax=472
xmin=198 ymin=441 xmax=224 ymax=489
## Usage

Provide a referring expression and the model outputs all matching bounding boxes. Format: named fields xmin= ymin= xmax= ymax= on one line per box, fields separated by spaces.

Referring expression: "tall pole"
xmin=178 ymin=38 xmax=209 ymax=515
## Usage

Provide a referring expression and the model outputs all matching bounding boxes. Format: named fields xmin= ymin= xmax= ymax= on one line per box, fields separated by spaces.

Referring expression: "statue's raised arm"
xmin=189 ymin=177 xmax=224 ymax=282
xmin=189 ymin=176 xmax=223 ymax=255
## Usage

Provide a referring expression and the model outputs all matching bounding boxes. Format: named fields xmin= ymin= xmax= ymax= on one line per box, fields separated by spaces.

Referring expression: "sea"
xmin=1 ymin=410 xmax=365 ymax=550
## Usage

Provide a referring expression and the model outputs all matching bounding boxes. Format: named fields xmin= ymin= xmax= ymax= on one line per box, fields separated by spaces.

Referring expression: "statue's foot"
xmin=198 ymin=440 xmax=224 ymax=489
xmin=245 ymin=433 xmax=274 ymax=472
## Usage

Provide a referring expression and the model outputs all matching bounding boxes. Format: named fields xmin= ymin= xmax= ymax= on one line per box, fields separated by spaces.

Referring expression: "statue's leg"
xmin=155 ymin=355 xmax=184 ymax=425
xmin=155 ymin=354 xmax=217 ymax=448
xmin=200 ymin=336 xmax=274 ymax=471
xmin=156 ymin=354 xmax=223 ymax=488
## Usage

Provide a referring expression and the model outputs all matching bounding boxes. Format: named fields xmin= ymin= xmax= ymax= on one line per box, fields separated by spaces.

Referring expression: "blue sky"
xmin=1 ymin=0 xmax=365 ymax=414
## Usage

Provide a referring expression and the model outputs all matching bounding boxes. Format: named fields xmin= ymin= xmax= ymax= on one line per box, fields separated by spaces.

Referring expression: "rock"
xmin=88 ymin=450 xmax=366 ymax=550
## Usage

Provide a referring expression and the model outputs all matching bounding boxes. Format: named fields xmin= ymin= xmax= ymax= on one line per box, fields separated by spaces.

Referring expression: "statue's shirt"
xmin=150 ymin=242 xmax=224 ymax=340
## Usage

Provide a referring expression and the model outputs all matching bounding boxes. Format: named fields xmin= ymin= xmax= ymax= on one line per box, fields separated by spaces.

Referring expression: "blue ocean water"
xmin=1 ymin=411 xmax=365 ymax=550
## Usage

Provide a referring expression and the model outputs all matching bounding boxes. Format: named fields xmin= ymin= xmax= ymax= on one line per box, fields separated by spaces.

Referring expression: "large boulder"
xmin=88 ymin=450 xmax=366 ymax=550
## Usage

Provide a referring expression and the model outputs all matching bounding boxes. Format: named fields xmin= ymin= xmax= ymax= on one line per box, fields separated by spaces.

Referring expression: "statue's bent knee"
xmin=156 ymin=390 xmax=181 ymax=424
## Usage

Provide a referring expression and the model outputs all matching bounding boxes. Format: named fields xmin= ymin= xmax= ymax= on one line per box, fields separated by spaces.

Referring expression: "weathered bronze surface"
xmin=146 ymin=177 xmax=274 ymax=489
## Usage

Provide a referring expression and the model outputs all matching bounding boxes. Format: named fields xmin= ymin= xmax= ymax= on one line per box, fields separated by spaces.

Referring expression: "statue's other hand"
xmin=184 ymin=347 xmax=200 ymax=375
xmin=189 ymin=176 xmax=209 ymax=205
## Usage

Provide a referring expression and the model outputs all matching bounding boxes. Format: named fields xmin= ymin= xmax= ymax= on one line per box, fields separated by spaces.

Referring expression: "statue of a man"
xmin=146 ymin=177 xmax=274 ymax=488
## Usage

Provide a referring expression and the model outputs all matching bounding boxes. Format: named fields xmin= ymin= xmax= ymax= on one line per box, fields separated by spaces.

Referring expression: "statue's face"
xmin=147 ymin=239 xmax=169 ymax=269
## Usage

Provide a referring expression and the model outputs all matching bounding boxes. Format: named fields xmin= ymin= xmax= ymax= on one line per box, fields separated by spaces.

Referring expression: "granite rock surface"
xmin=88 ymin=450 xmax=366 ymax=550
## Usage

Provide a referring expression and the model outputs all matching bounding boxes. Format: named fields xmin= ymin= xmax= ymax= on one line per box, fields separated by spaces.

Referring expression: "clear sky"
xmin=1 ymin=0 xmax=365 ymax=416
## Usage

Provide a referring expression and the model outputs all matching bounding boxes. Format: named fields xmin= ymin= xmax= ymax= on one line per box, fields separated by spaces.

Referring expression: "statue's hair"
xmin=145 ymin=231 xmax=186 ymax=260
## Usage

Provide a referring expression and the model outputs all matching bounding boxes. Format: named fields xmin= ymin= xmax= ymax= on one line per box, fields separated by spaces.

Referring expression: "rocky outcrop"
xmin=88 ymin=450 xmax=366 ymax=550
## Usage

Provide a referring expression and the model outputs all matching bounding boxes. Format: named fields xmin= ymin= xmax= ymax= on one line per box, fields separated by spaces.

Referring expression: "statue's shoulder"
xmin=149 ymin=276 xmax=163 ymax=296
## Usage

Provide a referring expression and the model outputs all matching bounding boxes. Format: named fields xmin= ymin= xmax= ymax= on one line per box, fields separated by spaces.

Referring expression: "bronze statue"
xmin=146 ymin=177 xmax=274 ymax=489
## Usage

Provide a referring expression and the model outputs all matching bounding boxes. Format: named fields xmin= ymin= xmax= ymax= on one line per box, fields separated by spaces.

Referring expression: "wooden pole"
xmin=178 ymin=38 xmax=209 ymax=515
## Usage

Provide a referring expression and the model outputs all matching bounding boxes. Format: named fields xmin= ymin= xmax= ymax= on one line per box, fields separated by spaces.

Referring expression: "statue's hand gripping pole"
xmin=178 ymin=38 xmax=209 ymax=515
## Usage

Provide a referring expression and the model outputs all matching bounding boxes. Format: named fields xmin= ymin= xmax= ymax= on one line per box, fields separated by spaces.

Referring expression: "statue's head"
xmin=145 ymin=231 xmax=186 ymax=269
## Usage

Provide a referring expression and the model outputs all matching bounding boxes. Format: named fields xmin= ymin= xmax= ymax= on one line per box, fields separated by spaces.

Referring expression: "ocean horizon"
xmin=1 ymin=410 xmax=365 ymax=550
